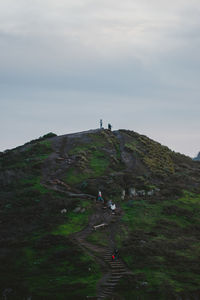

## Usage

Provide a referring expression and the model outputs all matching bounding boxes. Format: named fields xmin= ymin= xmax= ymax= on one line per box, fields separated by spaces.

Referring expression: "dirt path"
xmin=73 ymin=202 xmax=132 ymax=299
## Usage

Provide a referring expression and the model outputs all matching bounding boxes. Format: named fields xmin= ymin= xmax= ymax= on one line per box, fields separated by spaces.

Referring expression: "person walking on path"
xmin=111 ymin=203 xmax=116 ymax=213
xmin=97 ymin=191 xmax=104 ymax=203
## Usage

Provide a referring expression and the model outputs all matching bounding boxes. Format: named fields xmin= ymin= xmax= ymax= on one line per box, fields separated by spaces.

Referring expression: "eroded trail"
xmin=73 ymin=202 xmax=132 ymax=299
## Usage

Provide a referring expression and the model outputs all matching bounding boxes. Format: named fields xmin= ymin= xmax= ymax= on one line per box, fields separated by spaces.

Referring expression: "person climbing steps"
xmin=97 ymin=191 xmax=104 ymax=203
xmin=112 ymin=248 xmax=119 ymax=261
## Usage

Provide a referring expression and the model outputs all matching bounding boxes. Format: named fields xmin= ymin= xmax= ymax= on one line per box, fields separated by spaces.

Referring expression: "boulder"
xmin=121 ymin=190 xmax=126 ymax=200
xmin=129 ymin=187 xmax=137 ymax=197
xmin=73 ymin=207 xmax=81 ymax=213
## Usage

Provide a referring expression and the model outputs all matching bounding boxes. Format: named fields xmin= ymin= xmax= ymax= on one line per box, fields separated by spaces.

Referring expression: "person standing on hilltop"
xmin=100 ymin=119 xmax=103 ymax=129
xmin=108 ymin=123 xmax=112 ymax=131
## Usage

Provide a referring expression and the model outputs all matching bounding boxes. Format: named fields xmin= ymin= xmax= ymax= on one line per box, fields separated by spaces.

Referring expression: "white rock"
xmin=121 ymin=190 xmax=126 ymax=200
xmin=129 ymin=187 xmax=137 ymax=197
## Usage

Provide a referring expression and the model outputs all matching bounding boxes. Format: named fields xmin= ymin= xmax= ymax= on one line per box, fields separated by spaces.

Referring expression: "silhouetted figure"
xmin=108 ymin=123 xmax=112 ymax=131
xmin=100 ymin=119 xmax=103 ymax=129
xmin=112 ymin=249 xmax=119 ymax=261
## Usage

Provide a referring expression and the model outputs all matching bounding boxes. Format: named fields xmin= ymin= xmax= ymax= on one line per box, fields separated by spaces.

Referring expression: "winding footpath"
xmin=73 ymin=203 xmax=133 ymax=299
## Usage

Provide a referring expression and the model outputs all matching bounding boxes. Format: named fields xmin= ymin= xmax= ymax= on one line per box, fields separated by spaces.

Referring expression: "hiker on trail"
xmin=108 ymin=123 xmax=112 ymax=131
xmin=97 ymin=191 xmax=104 ymax=203
xmin=107 ymin=200 xmax=112 ymax=209
xmin=100 ymin=119 xmax=103 ymax=129
xmin=111 ymin=203 xmax=116 ymax=213
xmin=114 ymin=248 xmax=119 ymax=259
xmin=112 ymin=249 xmax=119 ymax=261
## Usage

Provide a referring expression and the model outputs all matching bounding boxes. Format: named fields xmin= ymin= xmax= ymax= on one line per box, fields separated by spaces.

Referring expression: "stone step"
xmin=99 ymin=290 xmax=112 ymax=294
xmin=98 ymin=293 xmax=111 ymax=298
xmin=105 ymin=281 xmax=118 ymax=285
xmin=102 ymin=288 xmax=114 ymax=291
xmin=111 ymin=268 xmax=126 ymax=272
xmin=102 ymin=285 xmax=115 ymax=289
xmin=102 ymin=283 xmax=118 ymax=287
xmin=107 ymin=278 xmax=120 ymax=284
xmin=111 ymin=268 xmax=126 ymax=273
xmin=100 ymin=290 xmax=114 ymax=294
xmin=111 ymin=267 xmax=126 ymax=270
xmin=107 ymin=280 xmax=119 ymax=284
xmin=110 ymin=265 xmax=124 ymax=268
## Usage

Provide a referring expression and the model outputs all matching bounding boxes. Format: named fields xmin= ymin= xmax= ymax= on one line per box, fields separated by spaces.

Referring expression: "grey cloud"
xmin=0 ymin=0 xmax=200 ymax=156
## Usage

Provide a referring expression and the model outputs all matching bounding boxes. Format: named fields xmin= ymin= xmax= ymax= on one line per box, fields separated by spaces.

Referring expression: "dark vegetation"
xmin=0 ymin=129 xmax=200 ymax=299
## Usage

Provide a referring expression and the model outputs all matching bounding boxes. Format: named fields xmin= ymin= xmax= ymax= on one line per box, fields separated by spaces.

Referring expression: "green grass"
xmin=123 ymin=131 xmax=175 ymax=176
xmin=20 ymin=177 xmax=49 ymax=194
xmin=121 ymin=199 xmax=163 ymax=231
xmin=125 ymin=141 xmax=140 ymax=153
xmin=14 ymin=241 xmax=102 ymax=299
xmin=65 ymin=168 xmax=89 ymax=185
xmin=65 ymin=131 xmax=121 ymax=185
xmin=0 ymin=138 xmax=52 ymax=171
xmin=52 ymin=213 xmax=88 ymax=236
xmin=118 ymin=191 xmax=200 ymax=297
xmin=65 ymin=150 xmax=110 ymax=185
xmin=87 ymin=230 xmax=109 ymax=247
xmin=53 ymin=201 xmax=92 ymax=236
xmin=89 ymin=150 xmax=109 ymax=176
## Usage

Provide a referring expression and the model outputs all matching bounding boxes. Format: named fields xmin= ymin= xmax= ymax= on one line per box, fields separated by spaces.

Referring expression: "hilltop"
xmin=0 ymin=129 xmax=200 ymax=299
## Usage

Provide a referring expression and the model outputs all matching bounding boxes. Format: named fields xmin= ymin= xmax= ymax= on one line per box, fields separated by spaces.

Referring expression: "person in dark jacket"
xmin=112 ymin=248 xmax=119 ymax=261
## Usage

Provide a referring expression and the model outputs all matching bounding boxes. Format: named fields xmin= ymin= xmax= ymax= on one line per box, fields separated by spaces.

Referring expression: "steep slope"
xmin=0 ymin=129 xmax=200 ymax=299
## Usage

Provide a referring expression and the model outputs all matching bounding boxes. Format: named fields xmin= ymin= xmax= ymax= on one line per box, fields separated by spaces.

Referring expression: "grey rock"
xmin=137 ymin=190 xmax=146 ymax=196
xmin=147 ymin=190 xmax=154 ymax=196
xmin=129 ymin=187 xmax=137 ymax=197
xmin=73 ymin=207 xmax=81 ymax=213
xmin=121 ymin=190 xmax=126 ymax=200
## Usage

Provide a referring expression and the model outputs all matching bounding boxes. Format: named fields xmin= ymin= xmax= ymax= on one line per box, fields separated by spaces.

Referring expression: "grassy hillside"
xmin=115 ymin=191 xmax=200 ymax=299
xmin=0 ymin=129 xmax=200 ymax=299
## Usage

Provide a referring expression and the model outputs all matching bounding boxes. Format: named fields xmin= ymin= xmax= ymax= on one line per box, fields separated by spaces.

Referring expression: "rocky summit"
xmin=1 ymin=129 xmax=200 ymax=300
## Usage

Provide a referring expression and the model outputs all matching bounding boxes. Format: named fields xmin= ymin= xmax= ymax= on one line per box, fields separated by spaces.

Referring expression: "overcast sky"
xmin=0 ymin=0 xmax=200 ymax=157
